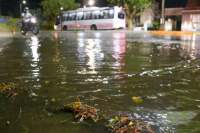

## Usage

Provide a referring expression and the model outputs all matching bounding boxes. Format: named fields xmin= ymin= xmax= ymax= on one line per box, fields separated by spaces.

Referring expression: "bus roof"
xmin=62 ymin=6 xmax=114 ymax=13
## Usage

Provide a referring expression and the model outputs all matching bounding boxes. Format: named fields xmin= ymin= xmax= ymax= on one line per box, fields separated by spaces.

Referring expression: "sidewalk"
xmin=0 ymin=32 xmax=13 ymax=47
xmin=150 ymin=30 xmax=200 ymax=35
xmin=0 ymin=31 xmax=13 ymax=37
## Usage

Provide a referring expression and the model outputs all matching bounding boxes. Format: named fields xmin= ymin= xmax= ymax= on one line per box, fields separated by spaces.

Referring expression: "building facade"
xmin=165 ymin=0 xmax=200 ymax=31
xmin=133 ymin=1 xmax=160 ymax=31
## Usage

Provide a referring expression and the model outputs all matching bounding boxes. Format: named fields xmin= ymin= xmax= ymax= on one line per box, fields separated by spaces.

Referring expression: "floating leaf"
xmin=60 ymin=120 xmax=67 ymax=124
xmin=73 ymin=104 xmax=79 ymax=109
xmin=6 ymin=121 xmax=10 ymax=125
xmin=51 ymin=98 xmax=55 ymax=102
xmin=132 ymin=97 xmax=143 ymax=103
xmin=86 ymin=105 xmax=92 ymax=108
xmin=107 ymin=118 xmax=115 ymax=126
xmin=120 ymin=117 xmax=131 ymax=124
xmin=45 ymin=81 xmax=50 ymax=84
xmin=128 ymin=121 xmax=133 ymax=126
xmin=115 ymin=116 xmax=119 ymax=122
xmin=7 ymin=92 xmax=17 ymax=97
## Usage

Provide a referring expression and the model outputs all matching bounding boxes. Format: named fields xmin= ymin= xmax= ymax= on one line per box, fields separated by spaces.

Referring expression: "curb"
xmin=150 ymin=31 xmax=195 ymax=35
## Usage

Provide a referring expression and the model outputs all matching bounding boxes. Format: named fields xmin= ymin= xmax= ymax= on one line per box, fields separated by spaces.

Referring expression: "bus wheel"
xmin=63 ymin=26 xmax=68 ymax=31
xmin=91 ymin=25 xmax=97 ymax=30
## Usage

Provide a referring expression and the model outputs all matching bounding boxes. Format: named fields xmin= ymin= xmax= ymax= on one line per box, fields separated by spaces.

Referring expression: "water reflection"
xmin=85 ymin=39 xmax=101 ymax=71
xmin=113 ymin=33 xmax=126 ymax=67
xmin=180 ymin=34 xmax=200 ymax=59
xmin=28 ymin=36 xmax=40 ymax=80
xmin=29 ymin=36 xmax=40 ymax=62
xmin=54 ymin=33 xmax=60 ymax=62
xmin=155 ymin=34 xmax=200 ymax=61
xmin=77 ymin=33 xmax=103 ymax=74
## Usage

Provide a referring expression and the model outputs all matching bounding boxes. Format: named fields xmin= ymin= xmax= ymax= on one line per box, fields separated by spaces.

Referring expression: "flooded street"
xmin=0 ymin=31 xmax=200 ymax=133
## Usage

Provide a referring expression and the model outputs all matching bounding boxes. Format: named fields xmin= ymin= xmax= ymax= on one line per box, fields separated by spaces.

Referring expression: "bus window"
xmin=83 ymin=12 xmax=87 ymax=20
xmin=92 ymin=10 xmax=100 ymax=19
xmin=100 ymin=10 xmax=109 ymax=19
xmin=108 ymin=9 xmax=114 ymax=18
xmin=84 ymin=11 xmax=92 ymax=20
xmin=76 ymin=12 xmax=83 ymax=20
xmin=118 ymin=13 xmax=125 ymax=19
xmin=86 ymin=11 xmax=92 ymax=19
xmin=62 ymin=13 xmax=69 ymax=21
xmin=69 ymin=13 xmax=72 ymax=20
xmin=69 ymin=13 xmax=76 ymax=20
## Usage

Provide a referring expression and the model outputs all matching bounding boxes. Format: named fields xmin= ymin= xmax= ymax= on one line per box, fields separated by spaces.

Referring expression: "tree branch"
xmin=136 ymin=2 xmax=152 ymax=17
xmin=123 ymin=0 xmax=131 ymax=18
xmin=130 ymin=5 xmax=137 ymax=18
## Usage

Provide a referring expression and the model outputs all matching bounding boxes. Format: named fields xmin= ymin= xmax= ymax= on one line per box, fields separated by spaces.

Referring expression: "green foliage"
xmin=0 ymin=18 xmax=21 ymax=32
xmin=108 ymin=0 xmax=152 ymax=15
xmin=153 ymin=20 xmax=159 ymax=29
xmin=30 ymin=8 xmax=43 ymax=21
xmin=40 ymin=0 xmax=80 ymax=29
xmin=107 ymin=0 xmax=153 ymax=30
xmin=40 ymin=20 xmax=55 ymax=30
xmin=7 ymin=11 xmax=14 ymax=17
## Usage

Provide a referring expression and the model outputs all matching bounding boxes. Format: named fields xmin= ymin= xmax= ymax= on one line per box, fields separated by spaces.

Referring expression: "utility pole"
xmin=20 ymin=0 xmax=26 ymax=17
xmin=20 ymin=3 xmax=22 ymax=17
xmin=0 ymin=3 xmax=1 ymax=16
xmin=159 ymin=0 xmax=165 ymax=31
xmin=83 ymin=0 xmax=86 ymax=8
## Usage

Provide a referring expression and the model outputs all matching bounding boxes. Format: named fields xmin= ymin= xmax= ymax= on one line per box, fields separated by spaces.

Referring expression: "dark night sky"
xmin=0 ymin=0 xmax=188 ymax=17
xmin=156 ymin=0 xmax=188 ymax=8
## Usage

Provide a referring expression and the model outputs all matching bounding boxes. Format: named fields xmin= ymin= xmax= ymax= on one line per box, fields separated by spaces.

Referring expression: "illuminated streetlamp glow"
xmin=88 ymin=0 xmax=94 ymax=6
xmin=20 ymin=0 xmax=26 ymax=17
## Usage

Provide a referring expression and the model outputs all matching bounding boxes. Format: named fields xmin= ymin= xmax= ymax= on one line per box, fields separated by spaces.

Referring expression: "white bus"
xmin=54 ymin=6 xmax=126 ymax=30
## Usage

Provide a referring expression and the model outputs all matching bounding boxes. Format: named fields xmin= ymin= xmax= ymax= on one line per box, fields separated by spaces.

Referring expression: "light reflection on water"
xmin=0 ymin=32 xmax=200 ymax=133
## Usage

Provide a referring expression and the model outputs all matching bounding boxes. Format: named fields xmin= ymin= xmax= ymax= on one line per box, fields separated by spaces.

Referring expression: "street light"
xmin=84 ymin=0 xmax=95 ymax=8
xmin=20 ymin=0 xmax=26 ymax=17
xmin=88 ymin=0 xmax=94 ymax=6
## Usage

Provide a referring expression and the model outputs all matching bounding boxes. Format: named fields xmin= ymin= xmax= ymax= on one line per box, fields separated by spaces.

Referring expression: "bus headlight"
xmin=54 ymin=25 xmax=57 ymax=30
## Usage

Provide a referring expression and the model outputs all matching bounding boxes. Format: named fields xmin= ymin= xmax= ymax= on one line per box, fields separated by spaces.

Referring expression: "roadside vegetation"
xmin=0 ymin=18 xmax=53 ymax=32
xmin=0 ymin=18 xmax=21 ymax=32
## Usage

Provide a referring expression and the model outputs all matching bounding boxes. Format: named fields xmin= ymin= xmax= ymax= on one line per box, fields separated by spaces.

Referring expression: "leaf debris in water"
xmin=132 ymin=97 xmax=143 ymax=103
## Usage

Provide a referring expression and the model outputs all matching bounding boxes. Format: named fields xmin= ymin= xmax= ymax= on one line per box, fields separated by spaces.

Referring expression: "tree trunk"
xmin=127 ymin=18 xmax=133 ymax=30
xmin=60 ymin=13 xmax=62 ymax=31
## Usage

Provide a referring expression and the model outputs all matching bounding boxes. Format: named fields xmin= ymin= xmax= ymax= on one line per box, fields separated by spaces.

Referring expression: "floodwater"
xmin=0 ymin=31 xmax=200 ymax=133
